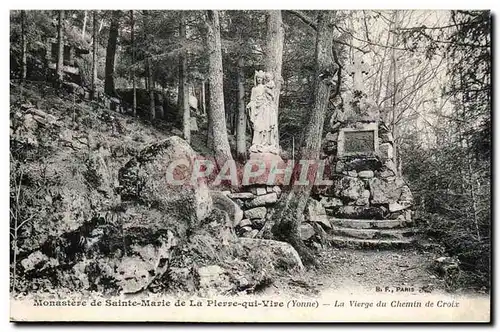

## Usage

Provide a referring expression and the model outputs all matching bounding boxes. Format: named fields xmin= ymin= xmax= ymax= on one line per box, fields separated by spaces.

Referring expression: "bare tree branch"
xmin=285 ymin=10 xmax=317 ymax=30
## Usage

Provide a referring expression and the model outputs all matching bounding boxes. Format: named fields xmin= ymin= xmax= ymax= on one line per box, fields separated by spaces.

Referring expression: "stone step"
xmin=329 ymin=218 xmax=403 ymax=229
xmin=328 ymin=235 xmax=416 ymax=250
xmin=330 ymin=226 xmax=415 ymax=240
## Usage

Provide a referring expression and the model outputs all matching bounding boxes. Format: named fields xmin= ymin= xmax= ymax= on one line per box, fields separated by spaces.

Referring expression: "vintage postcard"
xmin=9 ymin=9 xmax=491 ymax=322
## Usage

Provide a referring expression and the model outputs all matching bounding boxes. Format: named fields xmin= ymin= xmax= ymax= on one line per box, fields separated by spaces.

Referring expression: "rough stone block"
xmin=244 ymin=207 xmax=267 ymax=220
xmin=348 ymin=170 xmax=358 ymax=177
xmin=238 ymin=219 xmax=252 ymax=228
xmin=228 ymin=192 xmax=256 ymax=200
xmin=319 ymin=196 xmax=343 ymax=208
xmin=239 ymin=238 xmax=303 ymax=270
xmin=369 ymin=178 xmax=405 ymax=205
xmin=118 ymin=136 xmax=212 ymax=223
xmin=251 ymin=187 xmax=268 ymax=196
xmin=358 ymin=170 xmax=374 ymax=178
xmin=335 ymin=206 xmax=385 ymax=219
xmin=389 ymin=202 xmax=407 ymax=212
xmin=354 ymin=189 xmax=370 ymax=206
xmin=299 ymin=223 xmax=315 ymax=241
xmin=272 ymin=185 xmax=282 ymax=197
xmin=334 ymin=176 xmax=366 ymax=200
xmin=246 ymin=193 xmax=278 ymax=208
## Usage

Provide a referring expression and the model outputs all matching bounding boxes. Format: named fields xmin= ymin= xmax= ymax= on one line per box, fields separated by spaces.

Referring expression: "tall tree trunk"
xmin=90 ymin=11 xmax=98 ymax=100
xmin=299 ymin=15 xmax=335 ymax=160
xmin=158 ymin=92 xmax=164 ymax=119
xmin=264 ymin=10 xmax=284 ymax=151
xmin=157 ymin=84 xmax=165 ymax=119
xmin=269 ymin=11 xmax=336 ymax=266
xmin=390 ymin=11 xmax=399 ymax=175
xmin=178 ymin=14 xmax=190 ymax=142
xmin=104 ymin=10 xmax=120 ymax=97
xmin=205 ymin=10 xmax=233 ymax=164
xmin=206 ymin=81 xmax=213 ymax=149
xmin=147 ymin=58 xmax=155 ymax=120
xmin=130 ymin=10 xmax=136 ymax=116
xmin=143 ymin=11 xmax=155 ymax=120
xmin=56 ymin=10 xmax=64 ymax=83
xmin=82 ymin=10 xmax=87 ymax=38
xmin=236 ymin=56 xmax=247 ymax=160
xmin=201 ymin=79 xmax=206 ymax=115
xmin=206 ymin=104 xmax=214 ymax=149
xmin=20 ymin=10 xmax=27 ymax=82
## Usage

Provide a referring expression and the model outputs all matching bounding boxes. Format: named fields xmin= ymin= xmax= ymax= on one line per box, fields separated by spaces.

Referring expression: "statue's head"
xmin=254 ymin=70 xmax=265 ymax=85
xmin=264 ymin=72 xmax=273 ymax=82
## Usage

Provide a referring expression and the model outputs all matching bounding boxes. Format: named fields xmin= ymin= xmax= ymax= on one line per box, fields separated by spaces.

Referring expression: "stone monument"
xmin=316 ymin=53 xmax=414 ymax=233
xmin=222 ymin=70 xmax=286 ymax=239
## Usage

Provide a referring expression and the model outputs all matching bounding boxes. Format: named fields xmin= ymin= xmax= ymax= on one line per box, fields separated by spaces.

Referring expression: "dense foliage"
xmin=401 ymin=11 xmax=491 ymax=289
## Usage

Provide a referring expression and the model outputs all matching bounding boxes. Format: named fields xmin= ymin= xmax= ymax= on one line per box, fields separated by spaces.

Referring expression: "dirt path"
xmin=270 ymin=247 xmax=448 ymax=296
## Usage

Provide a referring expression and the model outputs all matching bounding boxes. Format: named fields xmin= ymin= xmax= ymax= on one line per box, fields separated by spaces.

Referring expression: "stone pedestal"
xmin=225 ymin=152 xmax=285 ymax=238
xmin=228 ymin=184 xmax=282 ymax=238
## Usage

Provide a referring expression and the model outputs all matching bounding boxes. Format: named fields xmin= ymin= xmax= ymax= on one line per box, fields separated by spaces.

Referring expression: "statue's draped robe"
xmin=248 ymin=83 xmax=278 ymax=153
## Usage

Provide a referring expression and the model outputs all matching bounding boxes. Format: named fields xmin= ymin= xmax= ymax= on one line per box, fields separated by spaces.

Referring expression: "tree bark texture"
xmin=56 ymin=10 xmax=64 ymax=83
xmin=270 ymin=11 xmax=336 ymax=267
xmin=264 ymin=10 xmax=284 ymax=151
xmin=179 ymin=14 xmax=191 ymax=143
xmin=130 ymin=10 xmax=137 ymax=116
xmin=205 ymin=10 xmax=233 ymax=165
xmin=82 ymin=10 xmax=87 ymax=38
xmin=236 ymin=56 xmax=247 ymax=160
xmin=90 ymin=11 xmax=98 ymax=100
xmin=20 ymin=10 xmax=27 ymax=82
xmin=147 ymin=57 xmax=155 ymax=120
xmin=104 ymin=10 xmax=120 ymax=97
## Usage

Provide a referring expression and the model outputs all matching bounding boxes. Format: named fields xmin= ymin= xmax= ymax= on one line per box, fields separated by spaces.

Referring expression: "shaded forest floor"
xmin=267 ymin=248 xmax=446 ymax=297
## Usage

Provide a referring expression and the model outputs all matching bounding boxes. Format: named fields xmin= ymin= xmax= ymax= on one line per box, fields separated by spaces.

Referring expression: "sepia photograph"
xmin=8 ymin=7 xmax=491 ymax=322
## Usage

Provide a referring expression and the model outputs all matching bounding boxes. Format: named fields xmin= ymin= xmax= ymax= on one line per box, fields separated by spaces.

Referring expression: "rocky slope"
xmin=10 ymin=82 xmax=303 ymax=297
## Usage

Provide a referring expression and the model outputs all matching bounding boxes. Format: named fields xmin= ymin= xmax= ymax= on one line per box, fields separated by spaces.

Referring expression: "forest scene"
xmin=9 ymin=9 xmax=490 ymax=302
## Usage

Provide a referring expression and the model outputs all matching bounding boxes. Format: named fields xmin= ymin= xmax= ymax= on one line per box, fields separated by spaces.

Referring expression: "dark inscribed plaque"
xmin=344 ymin=130 xmax=375 ymax=154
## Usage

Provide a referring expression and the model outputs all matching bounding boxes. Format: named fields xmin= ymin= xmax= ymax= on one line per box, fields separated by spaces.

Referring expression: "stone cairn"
xmin=312 ymin=55 xmax=416 ymax=248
